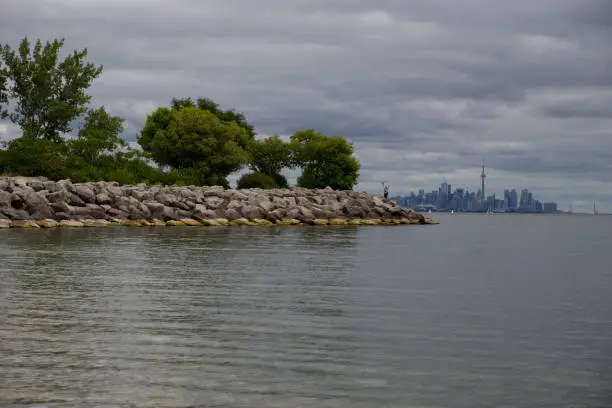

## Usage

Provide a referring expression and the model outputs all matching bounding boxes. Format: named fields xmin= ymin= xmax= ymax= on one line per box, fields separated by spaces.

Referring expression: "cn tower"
xmin=480 ymin=159 xmax=486 ymax=199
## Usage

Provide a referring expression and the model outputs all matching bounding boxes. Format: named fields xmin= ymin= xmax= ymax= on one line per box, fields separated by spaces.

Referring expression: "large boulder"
xmin=23 ymin=191 xmax=55 ymax=220
xmin=73 ymin=185 xmax=96 ymax=203
xmin=1 ymin=207 xmax=30 ymax=220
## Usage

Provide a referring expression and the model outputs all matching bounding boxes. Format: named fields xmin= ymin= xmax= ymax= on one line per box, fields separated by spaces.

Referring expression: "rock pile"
xmin=0 ymin=176 xmax=435 ymax=227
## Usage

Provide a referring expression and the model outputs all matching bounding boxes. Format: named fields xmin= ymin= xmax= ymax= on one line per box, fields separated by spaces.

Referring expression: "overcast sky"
xmin=1 ymin=0 xmax=611 ymax=212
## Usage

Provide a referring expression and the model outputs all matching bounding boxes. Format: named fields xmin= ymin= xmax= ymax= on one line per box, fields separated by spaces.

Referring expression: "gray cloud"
xmin=1 ymin=0 xmax=611 ymax=212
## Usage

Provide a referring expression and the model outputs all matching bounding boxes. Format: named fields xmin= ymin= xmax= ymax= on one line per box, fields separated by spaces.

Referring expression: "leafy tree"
xmin=237 ymin=172 xmax=278 ymax=189
xmin=0 ymin=37 xmax=103 ymax=141
xmin=138 ymin=106 xmax=251 ymax=187
xmin=170 ymin=96 xmax=256 ymax=140
xmin=70 ymin=107 xmax=126 ymax=164
xmin=290 ymin=129 xmax=360 ymax=190
xmin=249 ymin=135 xmax=291 ymax=187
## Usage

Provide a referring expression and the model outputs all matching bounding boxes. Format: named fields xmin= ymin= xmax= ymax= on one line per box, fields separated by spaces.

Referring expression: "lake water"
xmin=1 ymin=214 xmax=612 ymax=407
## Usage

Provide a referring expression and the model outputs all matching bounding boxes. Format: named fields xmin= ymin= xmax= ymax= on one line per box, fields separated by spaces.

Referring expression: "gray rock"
xmin=46 ymin=190 xmax=85 ymax=206
xmin=57 ymin=179 xmax=74 ymax=193
xmin=73 ymin=185 xmax=96 ymax=203
xmin=193 ymin=204 xmax=216 ymax=220
xmin=28 ymin=180 xmax=46 ymax=192
xmin=84 ymin=203 xmax=106 ymax=219
xmin=266 ymin=208 xmax=286 ymax=221
xmin=9 ymin=192 xmax=24 ymax=209
xmin=144 ymin=201 xmax=165 ymax=218
xmin=43 ymin=181 xmax=58 ymax=193
xmin=240 ymin=205 xmax=264 ymax=220
xmin=162 ymin=205 xmax=179 ymax=221
xmin=155 ymin=193 xmax=178 ymax=207
xmin=128 ymin=188 xmax=147 ymax=201
xmin=0 ymin=190 xmax=11 ymax=207
xmin=114 ymin=196 xmax=131 ymax=208
xmin=202 ymin=186 xmax=225 ymax=196
xmin=107 ymin=185 xmax=123 ymax=198
xmin=95 ymin=193 xmax=112 ymax=205
xmin=52 ymin=200 xmax=71 ymax=213
xmin=1 ymin=207 xmax=30 ymax=220
xmin=224 ymin=208 xmax=242 ymax=220
xmin=204 ymin=196 xmax=224 ymax=209
xmin=23 ymin=191 xmax=54 ymax=220
xmin=297 ymin=206 xmax=315 ymax=220
xmin=257 ymin=200 xmax=275 ymax=212
xmin=54 ymin=212 xmax=72 ymax=220
xmin=106 ymin=207 xmax=129 ymax=219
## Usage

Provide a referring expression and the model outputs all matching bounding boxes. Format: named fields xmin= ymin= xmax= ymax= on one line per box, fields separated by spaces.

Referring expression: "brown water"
xmin=1 ymin=214 xmax=612 ymax=407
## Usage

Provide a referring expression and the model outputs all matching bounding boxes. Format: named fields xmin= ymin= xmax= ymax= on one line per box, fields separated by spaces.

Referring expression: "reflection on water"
xmin=1 ymin=217 xmax=612 ymax=407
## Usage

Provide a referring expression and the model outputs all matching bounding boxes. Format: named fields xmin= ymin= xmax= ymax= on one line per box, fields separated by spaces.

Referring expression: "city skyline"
xmin=389 ymin=162 xmax=605 ymax=214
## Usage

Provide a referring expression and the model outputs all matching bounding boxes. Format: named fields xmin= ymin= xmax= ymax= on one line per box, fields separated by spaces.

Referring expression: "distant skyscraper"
xmin=480 ymin=160 xmax=486 ymax=200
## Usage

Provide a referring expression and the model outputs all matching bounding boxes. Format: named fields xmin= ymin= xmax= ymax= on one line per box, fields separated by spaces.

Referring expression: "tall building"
xmin=480 ymin=160 xmax=486 ymax=200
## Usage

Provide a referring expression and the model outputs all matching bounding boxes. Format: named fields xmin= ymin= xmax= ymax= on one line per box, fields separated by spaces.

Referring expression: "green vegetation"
xmin=248 ymin=135 xmax=292 ymax=187
xmin=290 ymin=129 xmax=360 ymax=190
xmin=0 ymin=37 xmax=361 ymax=190
xmin=237 ymin=172 xmax=279 ymax=189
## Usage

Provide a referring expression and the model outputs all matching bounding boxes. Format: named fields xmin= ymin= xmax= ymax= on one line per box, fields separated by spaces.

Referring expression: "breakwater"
xmin=0 ymin=176 xmax=435 ymax=228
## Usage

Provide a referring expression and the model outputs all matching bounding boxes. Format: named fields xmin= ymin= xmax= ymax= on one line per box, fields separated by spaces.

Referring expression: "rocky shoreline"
xmin=0 ymin=176 xmax=436 ymax=228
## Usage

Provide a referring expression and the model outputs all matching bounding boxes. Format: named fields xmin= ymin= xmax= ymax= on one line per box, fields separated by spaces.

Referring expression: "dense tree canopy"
xmin=0 ymin=37 xmax=362 ymax=190
xmin=0 ymin=37 xmax=103 ymax=141
xmin=138 ymin=106 xmax=251 ymax=187
xmin=290 ymin=129 xmax=360 ymax=190
xmin=169 ymin=97 xmax=256 ymax=140
xmin=249 ymin=135 xmax=292 ymax=188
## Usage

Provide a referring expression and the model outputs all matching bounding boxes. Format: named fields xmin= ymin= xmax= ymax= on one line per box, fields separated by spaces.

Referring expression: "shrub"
xmin=237 ymin=172 xmax=278 ymax=189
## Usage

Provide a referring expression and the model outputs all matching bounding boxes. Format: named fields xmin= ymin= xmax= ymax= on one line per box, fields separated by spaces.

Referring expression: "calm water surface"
xmin=1 ymin=214 xmax=612 ymax=407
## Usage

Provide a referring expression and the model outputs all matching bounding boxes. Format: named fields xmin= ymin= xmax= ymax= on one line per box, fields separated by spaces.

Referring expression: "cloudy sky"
xmin=1 ymin=0 xmax=611 ymax=212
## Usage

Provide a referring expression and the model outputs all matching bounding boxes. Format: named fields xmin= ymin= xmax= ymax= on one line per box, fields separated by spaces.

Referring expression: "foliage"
xmin=290 ymin=129 xmax=360 ymax=190
xmin=0 ymin=37 xmax=103 ymax=141
xmin=236 ymin=172 xmax=279 ymax=189
xmin=138 ymin=106 xmax=251 ymax=186
xmin=170 ymin=97 xmax=256 ymax=141
xmin=249 ymin=135 xmax=291 ymax=188
xmin=0 ymin=38 xmax=363 ymax=190
xmin=0 ymin=137 xmax=70 ymax=180
xmin=70 ymin=106 xmax=126 ymax=164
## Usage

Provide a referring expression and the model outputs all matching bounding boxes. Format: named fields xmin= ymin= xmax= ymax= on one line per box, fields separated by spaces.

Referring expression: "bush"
xmin=237 ymin=172 xmax=278 ymax=189
xmin=0 ymin=138 xmax=70 ymax=180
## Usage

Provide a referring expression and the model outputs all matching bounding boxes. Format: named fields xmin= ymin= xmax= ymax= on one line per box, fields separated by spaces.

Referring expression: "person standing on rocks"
xmin=382 ymin=182 xmax=389 ymax=199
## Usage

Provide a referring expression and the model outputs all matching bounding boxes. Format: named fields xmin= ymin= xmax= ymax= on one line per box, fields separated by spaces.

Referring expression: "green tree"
xmin=290 ymin=129 xmax=360 ymax=190
xmin=0 ymin=37 xmax=103 ymax=141
xmin=138 ymin=106 xmax=251 ymax=187
xmin=249 ymin=135 xmax=291 ymax=187
xmin=70 ymin=106 xmax=126 ymax=164
xmin=170 ymin=96 xmax=256 ymax=140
